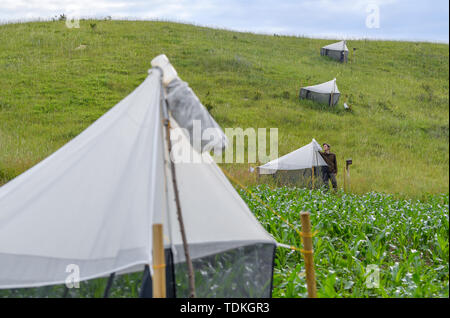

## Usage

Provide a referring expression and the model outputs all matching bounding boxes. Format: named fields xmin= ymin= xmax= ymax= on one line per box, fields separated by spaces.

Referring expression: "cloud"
xmin=0 ymin=0 xmax=448 ymax=42
xmin=0 ymin=0 xmax=131 ymax=19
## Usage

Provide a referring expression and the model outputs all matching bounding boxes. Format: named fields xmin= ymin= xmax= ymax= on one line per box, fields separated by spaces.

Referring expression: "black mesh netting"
xmin=0 ymin=244 xmax=275 ymax=298
xmin=174 ymin=243 xmax=275 ymax=298
xmin=268 ymin=167 xmax=325 ymax=188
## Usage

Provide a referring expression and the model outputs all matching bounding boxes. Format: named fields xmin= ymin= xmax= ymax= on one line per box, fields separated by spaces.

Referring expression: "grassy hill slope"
xmin=0 ymin=20 xmax=448 ymax=198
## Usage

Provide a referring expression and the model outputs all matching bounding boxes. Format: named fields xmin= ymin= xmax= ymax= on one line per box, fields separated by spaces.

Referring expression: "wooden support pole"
xmin=300 ymin=212 xmax=317 ymax=298
xmin=344 ymin=159 xmax=352 ymax=193
xmin=159 ymin=69 xmax=196 ymax=298
xmin=346 ymin=163 xmax=351 ymax=192
xmin=163 ymin=116 xmax=196 ymax=298
xmin=103 ymin=272 xmax=115 ymax=298
xmin=311 ymin=166 xmax=315 ymax=189
xmin=345 ymin=159 xmax=352 ymax=192
xmin=343 ymin=165 xmax=347 ymax=193
xmin=330 ymin=78 xmax=336 ymax=107
xmin=152 ymin=224 xmax=166 ymax=298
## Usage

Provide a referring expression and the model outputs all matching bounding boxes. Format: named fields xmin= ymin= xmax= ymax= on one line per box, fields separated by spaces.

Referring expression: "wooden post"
xmin=257 ymin=166 xmax=260 ymax=182
xmin=163 ymin=115 xmax=196 ymax=298
xmin=300 ymin=212 xmax=317 ymax=298
xmin=343 ymin=164 xmax=347 ymax=192
xmin=344 ymin=159 xmax=352 ymax=193
xmin=330 ymin=78 xmax=336 ymax=107
xmin=152 ymin=224 xmax=166 ymax=298
xmin=311 ymin=166 xmax=315 ymax=189
xmin=346 ymin=163 xmax=351 ymax=192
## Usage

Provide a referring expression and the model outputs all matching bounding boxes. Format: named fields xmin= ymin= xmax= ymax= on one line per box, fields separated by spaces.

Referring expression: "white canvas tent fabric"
xmin=302 ymin=79 xmax=339 ymax=95
xmin=0 ymin=68 xmax=275 ymax=290
xmin=321 ymin=40 xmax=348 ymax=62
xmin=258 ymin=139 xmax=327 ymax=175
xmin=299 ymin=79 xmax=340 ymax=106
xmin=322 ymin=40 xmax=348 ymax=52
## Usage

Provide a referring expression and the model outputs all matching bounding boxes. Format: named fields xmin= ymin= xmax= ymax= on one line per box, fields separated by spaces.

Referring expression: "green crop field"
xmin=0 ymin=20 xmax=448 ymax=298
xmin=242 ymin=186 xmax=448 ymax=297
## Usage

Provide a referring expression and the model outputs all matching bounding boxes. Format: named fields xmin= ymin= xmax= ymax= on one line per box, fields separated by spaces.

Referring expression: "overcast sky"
xmin=1 ymin=0 xmax=448 ymax=43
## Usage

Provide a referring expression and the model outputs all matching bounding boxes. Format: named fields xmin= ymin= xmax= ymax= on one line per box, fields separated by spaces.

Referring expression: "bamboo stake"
xmin=300 ymin=212 xmax=317 ymax=298
xmin=152 ymin=224 xmax=166 ymax=298
xmin=311 ymin=166 xmax=315 ymax=189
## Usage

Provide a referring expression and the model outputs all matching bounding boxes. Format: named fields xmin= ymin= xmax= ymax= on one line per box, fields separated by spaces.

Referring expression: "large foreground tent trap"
xmin=0 ymin=56 xmax=276 ymax=297
xmin=320 ymin=40 xmax=349 ymax=63
xmin=258 ymin=139 xmax=328 ymax=187
xmin=299 ymin=78 xmax=340 ymax=106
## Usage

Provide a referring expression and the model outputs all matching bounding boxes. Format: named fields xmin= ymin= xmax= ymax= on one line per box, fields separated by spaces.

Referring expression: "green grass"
xmin=0 ymin=20 xmax=448 ymax=198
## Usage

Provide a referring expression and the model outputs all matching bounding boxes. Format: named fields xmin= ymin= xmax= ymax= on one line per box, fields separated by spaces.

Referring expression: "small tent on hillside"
xmin=0 ymin=56 xmax=276 ymax=298
xmin=258 ymin=139 xmax=328 ymax=187
xmin=321 ymin=40 xmax=348 ymax=63
xmin=299 ymin=78 xmax=340 ymax=106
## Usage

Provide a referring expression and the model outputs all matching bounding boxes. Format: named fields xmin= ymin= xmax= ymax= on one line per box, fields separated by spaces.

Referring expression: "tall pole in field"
xmin=346 ymin=162 xmax=351 ymax=192
xmin=343 ymin=40 xmax=347 ymax=63
xmin=343 ymin=164 xmax=347 ymax=192
xmin=345 ymin=159 xmax=352 ymax=193
xmin=330 ymin=78 xmax=336 ymax=107
xmin=300 ymin=212 xmax=317 ymax=298
xmin=152 ymin=224 xmax=166 ymax=298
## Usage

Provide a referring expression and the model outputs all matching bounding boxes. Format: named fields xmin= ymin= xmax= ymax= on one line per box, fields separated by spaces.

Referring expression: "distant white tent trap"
xmin=258 ymin=139 xmax=327 ymax=187
xmin=0 ymin=56 xmax=276 ymax=298
xmin=320 ymin=40 xmax=349 ymax=63
xmin=299 ymin=78 xmax=340 ymax=106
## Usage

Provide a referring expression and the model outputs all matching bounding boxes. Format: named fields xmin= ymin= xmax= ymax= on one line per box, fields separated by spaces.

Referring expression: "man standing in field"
xmin=320 ymin=143 xmax=338 ymax=191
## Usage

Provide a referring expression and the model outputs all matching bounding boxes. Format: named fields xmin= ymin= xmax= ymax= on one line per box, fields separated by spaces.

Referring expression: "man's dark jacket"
xmin=320 ymin=152 xmax=338 ymax=174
